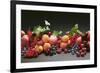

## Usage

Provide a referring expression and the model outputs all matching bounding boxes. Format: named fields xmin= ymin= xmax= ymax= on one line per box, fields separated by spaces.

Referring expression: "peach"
xmin=61 ymin=35 xmax=69 ymax=43
xmin=43 ymin=43 xmax=51 ymax=51
xmin=35 ymin=45 xmax=43 ymax=54
xmin=42 ymin=34 xmax=50 ymax=43
xmin=60 ymin=42 xmax=67 ymax=49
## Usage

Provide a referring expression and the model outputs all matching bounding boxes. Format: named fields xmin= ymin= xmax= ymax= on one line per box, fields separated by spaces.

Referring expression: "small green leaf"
xmin=52 ymin=30 xmax=62 ymax=36
xmin=32 ymin=25 xmax=48 ymax=36
xmin=69 ymin=24 xmax=79 ymax=36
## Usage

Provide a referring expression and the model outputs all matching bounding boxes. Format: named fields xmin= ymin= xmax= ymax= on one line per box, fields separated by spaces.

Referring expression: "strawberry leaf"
xmin=52 ymin=30 xmax=62 ymax=36
xmin=69 ymin=24 xmax=80 ymax=36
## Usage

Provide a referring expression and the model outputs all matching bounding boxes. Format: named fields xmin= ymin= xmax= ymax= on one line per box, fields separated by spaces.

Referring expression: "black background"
xmin=21 ymin=10 xmax=90 ymax=33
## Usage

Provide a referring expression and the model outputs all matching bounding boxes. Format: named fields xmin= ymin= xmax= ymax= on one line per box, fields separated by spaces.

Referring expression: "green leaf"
xmin=32 ymin=25 xmax=47 ymax=36
xmin=52 ymin=30 xmax=62 ymax=36
xmin=69 ymin=24 xmax=80 ymax=36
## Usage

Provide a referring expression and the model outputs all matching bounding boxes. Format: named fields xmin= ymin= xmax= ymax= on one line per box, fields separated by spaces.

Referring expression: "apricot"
xmin=60 ymin=42 xmax=67 ymax=49
xmin=61 ymin=35 xmax=69 ymax=43
xmin=42 ymin=34 xmax=50 ymax=43
xmin=43 ymin=43 xmax=51 ymax=51
xmin=35 ymin=45 xmax=43 ymax=54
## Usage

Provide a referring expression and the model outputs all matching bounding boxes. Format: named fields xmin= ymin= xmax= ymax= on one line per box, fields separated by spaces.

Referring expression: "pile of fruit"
xmin=21 ymin=24 xmax=90 ymax=58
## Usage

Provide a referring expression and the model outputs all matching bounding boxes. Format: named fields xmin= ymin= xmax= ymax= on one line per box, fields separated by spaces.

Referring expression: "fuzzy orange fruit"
xmin=60 ymin=42 xmax=67 ymax=49
xmin=42 ymin=34 xmax=50 ymax=43
xmin=61 ymin=35 xmax=69 ymax=43
xmin=35 ymin=45 xmax=43 ymax=54
xmin=43 ymin=43 xmax=51 ymax=51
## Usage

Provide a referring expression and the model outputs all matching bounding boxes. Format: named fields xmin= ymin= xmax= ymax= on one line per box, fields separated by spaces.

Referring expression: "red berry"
xmin=82 ymin=47 xmax=86 ymax=52
xmin=25 ymin=49 xmax=34 ymax=58
xmin=56 ymin=48 xmax=62 ymax=54
xmin=78 ymin=44 xmax=82 ymax=50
